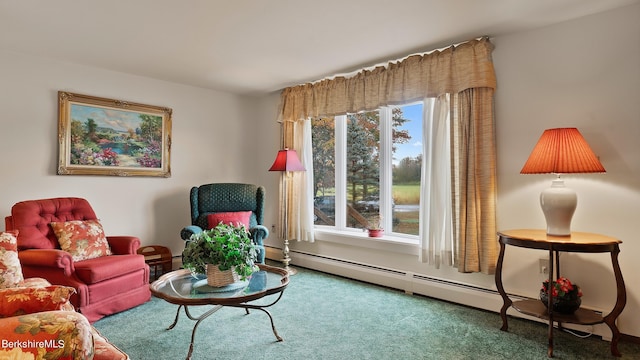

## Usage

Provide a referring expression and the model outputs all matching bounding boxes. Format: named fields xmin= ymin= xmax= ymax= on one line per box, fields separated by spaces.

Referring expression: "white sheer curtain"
xmin=419 ymin=94 xmax=454 ymax=268
xmin=291 ymin=119 xmax=315 ymax=242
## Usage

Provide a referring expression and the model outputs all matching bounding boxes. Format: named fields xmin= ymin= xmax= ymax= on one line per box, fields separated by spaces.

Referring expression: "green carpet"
xmin=94 ymin=265 xmax=640 ymax=359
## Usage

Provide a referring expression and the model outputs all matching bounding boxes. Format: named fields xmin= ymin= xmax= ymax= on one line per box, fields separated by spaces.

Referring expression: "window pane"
xmin=312 ymin=117 xmax=335 ymax=226
xmin=346 ymin=111 xmax=380 ymax=230
xmin=392 ymin=104 xmax=422 ymax=236
xmin=312 ymin=105 xmax=423 ymax=239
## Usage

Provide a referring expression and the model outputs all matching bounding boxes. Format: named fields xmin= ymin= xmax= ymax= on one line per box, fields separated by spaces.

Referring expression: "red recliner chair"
xmin=4 ymin=197 xmax=151 ymax=323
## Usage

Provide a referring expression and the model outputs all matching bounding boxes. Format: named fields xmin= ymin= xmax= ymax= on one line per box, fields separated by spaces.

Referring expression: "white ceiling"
xmin=1 ymin=0 xmax=637 ymax=95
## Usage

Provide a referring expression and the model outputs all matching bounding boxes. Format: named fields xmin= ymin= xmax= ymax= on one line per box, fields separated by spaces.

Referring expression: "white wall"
xmin=0 ymin=48 xmax=276 ymax=257
xmin=279 ymin=3 xmax=640 ymax=337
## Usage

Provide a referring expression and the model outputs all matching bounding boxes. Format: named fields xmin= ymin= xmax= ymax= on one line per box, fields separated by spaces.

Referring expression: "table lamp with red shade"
xmin=520 ymin=128 xmax=605 ymax=236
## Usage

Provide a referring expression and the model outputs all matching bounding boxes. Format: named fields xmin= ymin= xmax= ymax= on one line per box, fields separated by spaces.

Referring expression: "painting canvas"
xmin=58 ymin=91 xmax=172 ymax=177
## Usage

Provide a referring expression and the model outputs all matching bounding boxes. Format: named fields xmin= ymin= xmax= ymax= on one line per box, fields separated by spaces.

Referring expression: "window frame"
xmin=313 ymin=105 xmax=422 ymax=244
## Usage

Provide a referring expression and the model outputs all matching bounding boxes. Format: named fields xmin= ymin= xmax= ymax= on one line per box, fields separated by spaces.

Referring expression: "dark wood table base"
xmin=495 ymin=229 xmax=626 ymax=358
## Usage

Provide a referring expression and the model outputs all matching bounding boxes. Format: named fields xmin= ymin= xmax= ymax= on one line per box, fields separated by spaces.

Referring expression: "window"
xmin=312 ymin=103 xmax=423 ymax=239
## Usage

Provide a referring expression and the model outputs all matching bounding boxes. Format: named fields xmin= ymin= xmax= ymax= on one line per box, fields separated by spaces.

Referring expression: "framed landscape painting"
xmin=57 ymin=91 xmax=172 ymax=177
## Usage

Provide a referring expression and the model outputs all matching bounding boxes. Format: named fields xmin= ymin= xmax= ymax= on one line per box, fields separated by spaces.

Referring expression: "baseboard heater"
xmin=265 ymin=246 xmax=611 ymax=341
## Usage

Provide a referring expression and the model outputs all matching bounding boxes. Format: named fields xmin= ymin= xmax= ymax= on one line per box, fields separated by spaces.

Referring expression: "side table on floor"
xmin=495 ymin=229 xmax=626 ymax=358
xmin=138 ymin=245 xmax=173 ymax=281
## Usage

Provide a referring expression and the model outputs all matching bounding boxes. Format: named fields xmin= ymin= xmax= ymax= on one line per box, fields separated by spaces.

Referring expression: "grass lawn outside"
xmin=393 ymin=183 xmax=420 ymax=205
xmin=392 ymin=183 xmax=419 ymax=235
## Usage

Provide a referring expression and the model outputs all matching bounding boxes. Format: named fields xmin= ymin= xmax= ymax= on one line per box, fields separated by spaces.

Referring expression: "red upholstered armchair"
xmin=4 ymin=197 xmax=151 ymax=323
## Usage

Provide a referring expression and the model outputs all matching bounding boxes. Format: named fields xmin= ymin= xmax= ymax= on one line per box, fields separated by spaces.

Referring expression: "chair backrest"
xmin=190 ymin=183 xmax=265 ymax=230
xmin=5 ymin=197 xmax=97 ymax=250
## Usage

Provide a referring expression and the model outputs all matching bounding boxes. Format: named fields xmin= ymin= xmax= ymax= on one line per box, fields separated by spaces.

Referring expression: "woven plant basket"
xmin=206 ymin=264 xmax=239 ymax=287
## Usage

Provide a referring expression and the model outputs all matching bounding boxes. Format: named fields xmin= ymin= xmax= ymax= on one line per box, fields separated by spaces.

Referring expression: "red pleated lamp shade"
xmin=269 ymin=148 xmax=305 ymax=172
xmin=520 ymin=128 xmax=605 ymax=174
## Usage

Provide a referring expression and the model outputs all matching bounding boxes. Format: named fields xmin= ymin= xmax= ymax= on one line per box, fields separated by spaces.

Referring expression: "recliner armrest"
xmin=249 ymin=225 xmax=268 ymax=264
xmin=181 ymin=225 xmax=204 ymax=241
xmin=18 ymin=249 xmax=75 ymax=276
xmin=249 ymin=224 xmax=269 ymax=245
xmin=107 ymin=235 xmax=141 ymax=255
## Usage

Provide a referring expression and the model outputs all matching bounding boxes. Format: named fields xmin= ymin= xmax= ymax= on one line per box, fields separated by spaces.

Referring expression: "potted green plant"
xmin=366 ymin=214 xmax=384 ymax=237
xmin=182 ymin=222 xmax=259 ymax=286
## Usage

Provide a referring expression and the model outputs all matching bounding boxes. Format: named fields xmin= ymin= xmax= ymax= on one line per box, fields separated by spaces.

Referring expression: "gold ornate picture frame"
xmin=58 ymin=91 xmax=172 ymax=177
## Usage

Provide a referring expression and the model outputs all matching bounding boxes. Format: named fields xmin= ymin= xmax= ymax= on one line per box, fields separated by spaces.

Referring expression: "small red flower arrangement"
xmin=540 ymin=277 xmax=583 ymax=314
xmin=541 ymin=277 xmax=582 ymax=300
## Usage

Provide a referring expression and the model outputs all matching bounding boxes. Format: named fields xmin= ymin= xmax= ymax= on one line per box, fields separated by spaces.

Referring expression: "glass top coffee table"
xmin=150 ymin=264 xmax=289 ymax=360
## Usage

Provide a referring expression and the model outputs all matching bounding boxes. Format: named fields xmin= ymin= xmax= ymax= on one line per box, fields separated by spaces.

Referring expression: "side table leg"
xmin=494 ymin=240 xmax=511 ymax=331
xmin=547 ymin=249 xmax=554 ymax=358
xmin=604 ymin=246 xmax=626 ymax=357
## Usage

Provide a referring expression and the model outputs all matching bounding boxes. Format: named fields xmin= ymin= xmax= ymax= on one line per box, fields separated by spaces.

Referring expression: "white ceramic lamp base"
xmin=540 ymin=178 xmax=577 ymax=236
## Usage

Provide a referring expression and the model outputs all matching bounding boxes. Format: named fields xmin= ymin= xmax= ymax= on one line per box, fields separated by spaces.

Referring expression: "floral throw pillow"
xmin=0 ymin=230 xmax=24 ymax=289
xmin=50 ymin=220 xmax=112 ymax=262
xmin=0 ymin=285 xmax=76 ymax=318
xmin=0 ymin=310 xmax=94 ymax=359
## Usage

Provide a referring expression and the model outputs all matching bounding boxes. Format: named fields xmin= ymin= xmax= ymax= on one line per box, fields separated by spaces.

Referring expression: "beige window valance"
xmin=279 ymin=37 xmax=496 ymax=121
